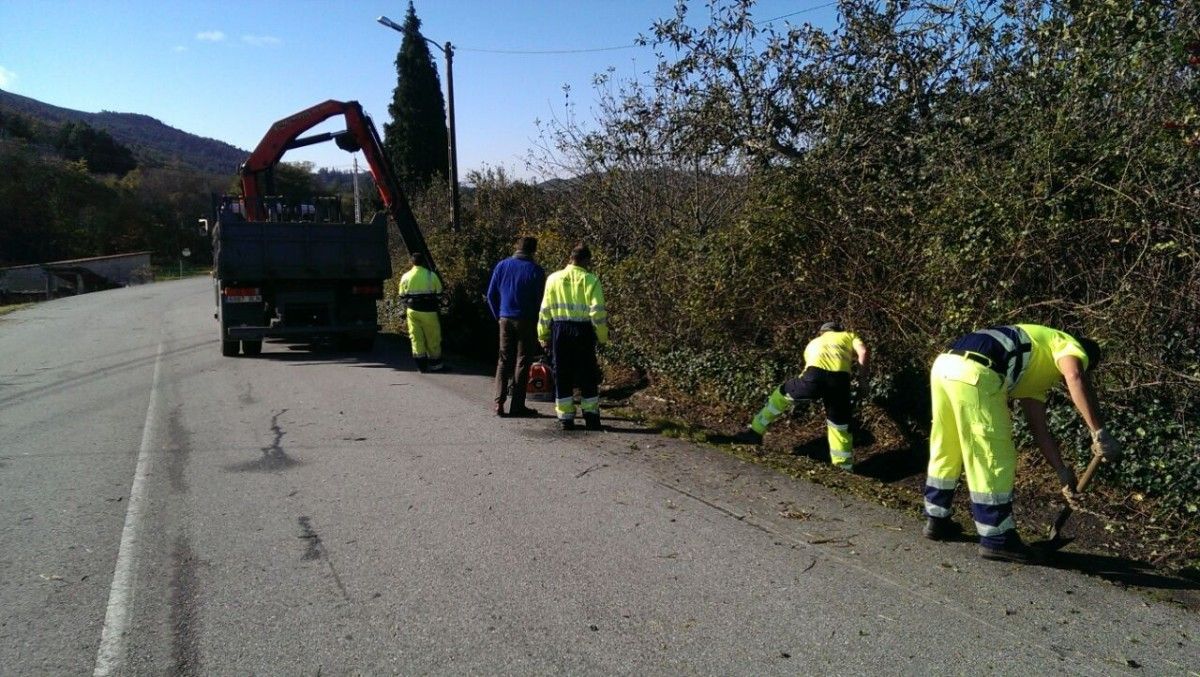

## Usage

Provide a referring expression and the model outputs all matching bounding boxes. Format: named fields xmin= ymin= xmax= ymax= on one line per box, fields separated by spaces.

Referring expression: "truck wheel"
xmin=222 ymin=339 xmax=240 ymax=357
xmin=241 ymin=340 xmax=263 ymax=356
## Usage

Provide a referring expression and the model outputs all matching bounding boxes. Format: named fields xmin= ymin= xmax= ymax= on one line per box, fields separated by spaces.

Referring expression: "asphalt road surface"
xmin=1 ymin=278 xmax=1196 ymax=676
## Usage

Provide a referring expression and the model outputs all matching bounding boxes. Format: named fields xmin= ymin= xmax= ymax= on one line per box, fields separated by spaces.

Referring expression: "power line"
xmin=454 ymin=3 xmax=839 ymax=56
xmin=762 ymin=2 xmax=840 ymax=24
xmin=459 ymin=43 xmax=639 ymax=55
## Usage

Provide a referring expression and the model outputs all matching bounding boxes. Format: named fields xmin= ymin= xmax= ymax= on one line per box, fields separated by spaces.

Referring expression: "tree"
xmin=54 ymin=121 xmax=137 ymax=176
xmin=0 ymin=110 xmax=36 ymax=141
xmin=525 ymin=0 xmax=1200 ymax=520
xmin=382 ymin=2 xmax=449 ymax=189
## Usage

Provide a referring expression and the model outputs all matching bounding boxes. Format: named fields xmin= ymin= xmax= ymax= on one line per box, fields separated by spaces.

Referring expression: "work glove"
xmin=1091 ymin=428 xmax=1123 ymax=462
xmin=1056 ymin=465 xmax=1079 ymax=495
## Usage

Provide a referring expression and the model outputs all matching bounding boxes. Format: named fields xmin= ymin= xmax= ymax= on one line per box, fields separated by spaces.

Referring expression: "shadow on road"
xmin=790 ymin=436 xmax=829 ymax=463
xmin=248 ymin=334 xmax=412 ymax=369
xmin=854 ymin=445 xmax=926 ymax=482
xmin=1042 ymin=550 xmax=1200 ymax=605
xmin=598 ymin=425 xmax=664 ymax=435
xmin=248 ymin=333 xmax=497 ymax=376
xmin=600 ymin=372 xmax=649 ymax=401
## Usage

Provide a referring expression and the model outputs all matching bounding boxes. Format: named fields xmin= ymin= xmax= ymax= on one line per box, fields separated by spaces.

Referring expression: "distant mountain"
xmin=0 ymin=88 xmax=247 ymax=175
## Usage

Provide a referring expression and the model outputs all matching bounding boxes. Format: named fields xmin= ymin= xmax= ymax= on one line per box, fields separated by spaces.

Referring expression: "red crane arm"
xmin=238 ymin=99 xmax=435 ymax=271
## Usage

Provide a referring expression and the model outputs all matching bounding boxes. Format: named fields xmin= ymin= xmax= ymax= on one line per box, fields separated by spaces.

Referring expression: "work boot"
xmin=509 ymin=405 xmax=538 ymax=418
xmin=428 ymin=360 xmax=445 ymax=372
xmin=923 ymin=516 xmax=962 ymax=541
xmin=415 ymin=357 xmax=429 ymax=373
xmin=583 ymin=412 xmax=602 ymax=431
xmin=560 ymin=419 xmax=577 ymax=431
xmin=731 ymin=428 xmax=763 ymax=445
xmin=978 ymin=532 xmax=1044 ymax=564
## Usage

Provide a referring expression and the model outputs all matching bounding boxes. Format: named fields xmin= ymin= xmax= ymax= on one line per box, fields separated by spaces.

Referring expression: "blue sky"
xmin=0 ymin=1 xmax=837 ymax=180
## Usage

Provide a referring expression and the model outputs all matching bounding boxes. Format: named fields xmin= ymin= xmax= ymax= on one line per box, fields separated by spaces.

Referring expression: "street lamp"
xmin=377 ymin=15 xmax=461 ymax=232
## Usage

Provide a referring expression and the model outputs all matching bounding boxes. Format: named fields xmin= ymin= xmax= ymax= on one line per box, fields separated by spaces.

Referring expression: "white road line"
xmin=93 ymin=339 xmax=164 ymax=676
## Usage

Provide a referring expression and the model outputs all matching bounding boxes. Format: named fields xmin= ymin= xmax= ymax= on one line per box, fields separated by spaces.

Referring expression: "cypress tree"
xmin=383 ymin=2 xmax=449 ymax=190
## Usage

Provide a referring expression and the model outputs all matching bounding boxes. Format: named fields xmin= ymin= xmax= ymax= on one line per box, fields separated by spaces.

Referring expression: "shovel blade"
xmin=1049 ymin=504 xmax=1074 ymax=541
xmin=1037 ymin=503 xmax=1076 ymax=552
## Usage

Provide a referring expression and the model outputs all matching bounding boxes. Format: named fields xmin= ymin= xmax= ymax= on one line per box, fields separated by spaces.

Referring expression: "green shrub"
xmin=389 ymin=1 xmax=1200 ymax=519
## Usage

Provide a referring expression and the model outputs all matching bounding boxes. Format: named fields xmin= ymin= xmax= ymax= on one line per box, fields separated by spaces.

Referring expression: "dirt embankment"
xmin=598 ymin=364 xmax=1200 ymax=611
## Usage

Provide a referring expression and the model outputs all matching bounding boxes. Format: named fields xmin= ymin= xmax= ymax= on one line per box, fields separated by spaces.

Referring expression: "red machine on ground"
xmin=212 ymin=100 xmax=434 ymax=357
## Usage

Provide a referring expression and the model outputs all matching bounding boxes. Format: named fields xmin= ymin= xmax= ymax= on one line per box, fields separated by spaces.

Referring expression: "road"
xmin=0 ymin=278 xmax=1195 ymax=676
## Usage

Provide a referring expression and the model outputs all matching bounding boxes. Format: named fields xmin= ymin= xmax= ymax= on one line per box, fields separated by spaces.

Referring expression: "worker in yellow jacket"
xmin=538 ymin=244 xmax=608 ymax=431
xmin=923 ymin=324 xmax=1121 ymax=563
xmin=733 ymin=322 xmax=870 ymax=471
xmin=397 ymin=252 xmax=443 ymax=373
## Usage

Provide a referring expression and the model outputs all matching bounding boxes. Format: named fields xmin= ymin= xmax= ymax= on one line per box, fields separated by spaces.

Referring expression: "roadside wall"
xmin=0 ymin=251 xmax=153 ymax=302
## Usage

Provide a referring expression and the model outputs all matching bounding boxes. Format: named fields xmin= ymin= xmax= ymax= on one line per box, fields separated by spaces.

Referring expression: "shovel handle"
xmin=1045 ymin=452 xmax=1104 ymax=547
xmin=1074 ymin=452 xmax=1104 ymax=494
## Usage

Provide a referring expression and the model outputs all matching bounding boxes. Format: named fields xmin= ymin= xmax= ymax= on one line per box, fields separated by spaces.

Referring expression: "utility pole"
xmin=443 ymin=40 xmax=460 ymax=232
xmin=352 ymin=155 xmax=362 ymax=223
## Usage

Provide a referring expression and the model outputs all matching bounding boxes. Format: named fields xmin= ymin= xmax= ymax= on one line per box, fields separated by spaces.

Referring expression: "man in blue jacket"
xmin=486 ymin=236 xmax=546 ymax=417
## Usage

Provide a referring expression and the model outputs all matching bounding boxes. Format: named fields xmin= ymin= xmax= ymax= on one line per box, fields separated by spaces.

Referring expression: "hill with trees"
xmin=0 ymin=91 xmax=385 ymax=269
xmin=0 ymin=88 xmax=246 ymax=174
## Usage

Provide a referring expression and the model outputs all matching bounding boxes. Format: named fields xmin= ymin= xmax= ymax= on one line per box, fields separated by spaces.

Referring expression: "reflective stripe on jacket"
xmin=947 ymin=324 xmax=1087 ymax=401
xmin=537 ymin=264 xmax=607 ymax=344
xmin=949 ymin=325 xmax=1032 ymax=392
xmin=398 ymin=265 xmax=442 ymax=312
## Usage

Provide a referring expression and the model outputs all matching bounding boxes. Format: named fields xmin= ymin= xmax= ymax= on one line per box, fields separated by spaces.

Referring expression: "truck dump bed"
xmin=214 ymin=214 xmax=392 ymax=281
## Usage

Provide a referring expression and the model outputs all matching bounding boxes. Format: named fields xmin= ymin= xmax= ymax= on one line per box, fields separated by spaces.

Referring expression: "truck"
xmin=212 ymin=100 xmax=435 ymax=357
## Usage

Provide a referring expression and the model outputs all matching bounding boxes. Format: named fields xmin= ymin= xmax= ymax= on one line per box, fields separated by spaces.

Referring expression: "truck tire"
xmin=222 ymin=339 xmax=240 ymax=357
xmin=241 ymin=339 xmax=263 ymax=356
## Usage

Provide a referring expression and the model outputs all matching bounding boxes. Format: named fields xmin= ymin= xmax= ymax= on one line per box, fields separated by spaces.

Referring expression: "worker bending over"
xmin=734 ymin=322 xmax=869 ymax=471
xmin=538 ymin=244 xmax=608 ymax=431
xmin=398 ymin=253 xmax=444 ymax=373
xmin=924 ymin=324 xmax=1121 ymax=563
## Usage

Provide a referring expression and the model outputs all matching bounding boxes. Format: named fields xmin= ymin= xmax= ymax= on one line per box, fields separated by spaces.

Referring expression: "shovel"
xmin=1034 ymin=452 xmax=1104 ymax=552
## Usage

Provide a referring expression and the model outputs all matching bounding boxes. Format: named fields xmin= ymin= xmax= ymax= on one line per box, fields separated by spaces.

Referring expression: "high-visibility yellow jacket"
xmin=946 ymin=324 xmax=1088 ymax=401
xmin=537 ymin=264 xmax=608 ymax=344
xmin=1010 ymin=324 xmax=1088 ymax=402
xmin=803 ymin=330 xmax=865 ymax=373
xmin=398 ymin=265 xmax=442 ymax=312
